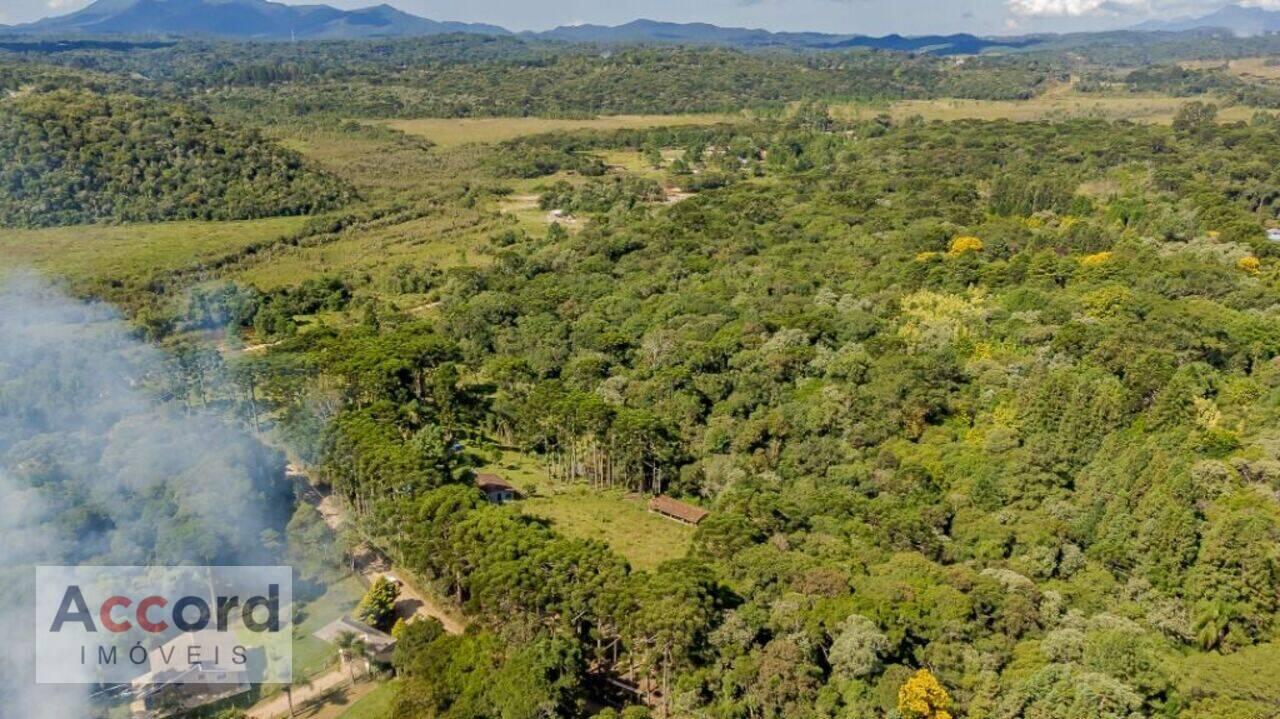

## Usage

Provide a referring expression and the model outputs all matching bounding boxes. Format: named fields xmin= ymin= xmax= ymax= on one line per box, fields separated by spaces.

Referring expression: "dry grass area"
xmin=838 ymin=94 xmax=1265 ymax=124
xmin=277 ymin=128 xmax=482 ymax=202
xmin=382 ymin=113 xmax=739 ymax=147
xmin=1183 ymin=56 xmax=1280 ymax=80
xmin=1226 ymin=56 xmax=1280 ymax=80
xmin=232 ymin=207 xmax=503 ymax=290
xmin=0 ymin=217 xmax=308 ymax=286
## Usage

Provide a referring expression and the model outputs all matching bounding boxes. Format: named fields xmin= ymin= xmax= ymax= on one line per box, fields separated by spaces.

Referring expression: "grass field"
xmin=292 ymin=575 xmax=366 ymax=681
xmin=1183 ymin=56 xmax=1280 ymax=80
xmin=0 ymin=217 xmax=308 ymax=286
xmin=334 ymin=681 xmax=397 ymax=719
xmin=837 ymin=94 xmax=1267 ymax=124
xmin=383 ymin=113 xmax=740 ymax=147
xmin=1227 ymin=56 xmax=1280 ymax=80
xmin=277 ymin=128 xmax=479 ymax=202
xmin=232 ymin=205 xmax=503 ymax=290
xmin=479 ymin=451 xmax=696 ymax=571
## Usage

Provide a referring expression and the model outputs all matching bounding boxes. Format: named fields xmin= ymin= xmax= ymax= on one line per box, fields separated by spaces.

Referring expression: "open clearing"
xmin=0 ymin=217 xmax=307 ymax=285
xmin=333 ymin=681 xmax=397 ymax=719
xmin=293 ymin=576 xmax=366 ymax=681
xmin=383 ymin=113 xmax=740 ymax=147
xmin=480 ymin=451 xmax=695 ymax=571
xmin=840 ymin=94 xmax=1267 ymax=124
xmin=231 ymin=207 xmax=502 ymax=289
xmin=1183 ymin=56 xmax=1280 ymax=80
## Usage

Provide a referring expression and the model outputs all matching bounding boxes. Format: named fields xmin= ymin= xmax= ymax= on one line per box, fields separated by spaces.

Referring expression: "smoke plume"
xmin=0 ymin=273 xmax=291 ymax=717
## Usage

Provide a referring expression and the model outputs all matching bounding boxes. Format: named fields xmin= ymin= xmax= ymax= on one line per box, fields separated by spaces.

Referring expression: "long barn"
xmin=648 ymin=495 xmax=709 ymax=525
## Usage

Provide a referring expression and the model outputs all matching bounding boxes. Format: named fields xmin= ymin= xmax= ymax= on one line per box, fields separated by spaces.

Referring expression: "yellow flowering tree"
xmin=898 ymin=669 xmax=953 ymax=719
xmin=1081 ymin=251 xmax=1113 ymax=267
xmin=1238 ymin=256 xmax=1261 ymax=275
xmin=948 ymin=236 xmax=984 ymax=256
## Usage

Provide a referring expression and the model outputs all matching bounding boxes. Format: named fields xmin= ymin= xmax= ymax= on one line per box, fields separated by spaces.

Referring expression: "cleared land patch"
xmin=231 ymin=207 xmax=503 ymax=290
xmin=479 ymin=451 xmax=695 ymax=571
xmin=0 ymin=217 xmax=308 ymax=285
xmin=1182 ymin=56 xmax=1280 ymax=80
xmin=841 ymin=94 xmax=1266 ymax=124
xmin=383 ymin=113 xmax=739 ymax=147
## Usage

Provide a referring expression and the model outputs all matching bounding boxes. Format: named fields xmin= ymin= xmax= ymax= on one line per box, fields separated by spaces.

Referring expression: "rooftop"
xmin=314 ymin=616 xmax=397 ymax=650
xmin=475 ymin=473 xmax=515 ymax=492
xmin=648 ymin=495 xmax=709 ymax=525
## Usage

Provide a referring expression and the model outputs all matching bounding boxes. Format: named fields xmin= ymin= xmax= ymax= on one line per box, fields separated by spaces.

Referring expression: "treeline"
xmin=375 ymin=485 xmax=720 ymax=717
xmin=1081 ymin=63 xmax=1280 ymax=108
xmin=242 ymin=315 xmax=719 ymax=714
xmin=8 ymin=40 xmax=1057 ymax=119
xmin=538 ymin=176 xmax=667 ymax=214
xmin=0 ymin=87 xmax=352 ymax=227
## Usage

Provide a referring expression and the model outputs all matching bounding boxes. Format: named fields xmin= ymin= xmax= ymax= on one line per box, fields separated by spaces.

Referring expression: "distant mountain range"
xmin=1133 ymin=4 xmax=1280 ymax=36
xmin=1 ymin=0 xmax=508 ymax=40
xmin=0 ymin=0 xmax=1037 ymax=54
xmin=7 ymin=0 xmax=1277 ymax=50
xmin=534 ymin=19 xmax=1039 ymax=54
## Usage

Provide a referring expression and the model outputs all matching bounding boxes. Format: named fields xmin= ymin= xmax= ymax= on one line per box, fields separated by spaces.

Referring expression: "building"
xmin=475 ymin=473 xmax=517 ymax=504
xmin=1267 ymin=228 xmax=1280 ymax=242
xmin=314 ymin=616 xmax=398 ymax=664
xmin=648 ymin=495 xmax=709 ymax=526
xmin=128 ymin=632 xmax=251 ymax=718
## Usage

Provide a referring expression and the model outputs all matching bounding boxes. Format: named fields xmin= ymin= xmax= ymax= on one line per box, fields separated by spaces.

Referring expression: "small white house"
xmin=1267 ymin=228 xmax=1280 ymax=242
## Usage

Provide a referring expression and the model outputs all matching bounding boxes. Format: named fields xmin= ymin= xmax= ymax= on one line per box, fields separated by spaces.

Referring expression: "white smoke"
xmin=0 ymin=274 xmax=290 ymax=717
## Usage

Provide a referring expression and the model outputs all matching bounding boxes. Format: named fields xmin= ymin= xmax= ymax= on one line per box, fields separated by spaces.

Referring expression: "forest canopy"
xmin=0 ymin=88 xmax=352 ymax=227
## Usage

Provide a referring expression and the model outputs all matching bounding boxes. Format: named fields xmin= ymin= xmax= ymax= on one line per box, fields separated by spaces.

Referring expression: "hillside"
xmin=0 ymin=89 xmax=352 ymax=226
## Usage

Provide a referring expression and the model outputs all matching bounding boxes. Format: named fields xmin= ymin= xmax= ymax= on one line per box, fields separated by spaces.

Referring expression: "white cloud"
xmin=1005 ymin=0 xmax=1280 ymax=18
xmin=1007 ymin=0 xmax=1146 ymax=17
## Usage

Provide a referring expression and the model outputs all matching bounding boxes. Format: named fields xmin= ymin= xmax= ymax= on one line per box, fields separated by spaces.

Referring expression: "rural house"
xmin=128 ymin=632 xmax=251 ymax=718
xmin=314 ymin=616 xmax=398 ymax=663
xmin=475 ymin=473 xmax=517 ymax=504
xmin=648 ymin=495 xmax=709 ymax=525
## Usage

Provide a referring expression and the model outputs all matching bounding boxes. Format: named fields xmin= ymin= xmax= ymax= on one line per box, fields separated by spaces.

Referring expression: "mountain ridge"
xmin=3 ymin=0 xmax=1034 ymax=54
xmin=8 ymin=0 xmax=510 ymax=40
xmin=1132 ymin=3 xmax=1280 ymax=36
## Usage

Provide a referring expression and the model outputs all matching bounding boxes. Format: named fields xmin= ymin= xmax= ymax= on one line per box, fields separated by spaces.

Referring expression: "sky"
xmin=2 ymin=0 xmax=1280 ymax=36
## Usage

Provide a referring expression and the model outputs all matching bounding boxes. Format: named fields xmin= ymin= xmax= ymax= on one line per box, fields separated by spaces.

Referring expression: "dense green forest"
xmin=191 ymin=105 xmax=1280 ymax=719
xmin=6 ymin=28 xmax=1280 ymax=719
xmin=0 ymin=88 xmax=351 ymax=226
xmin=1 ymin=38 xmax=1058 ymax=117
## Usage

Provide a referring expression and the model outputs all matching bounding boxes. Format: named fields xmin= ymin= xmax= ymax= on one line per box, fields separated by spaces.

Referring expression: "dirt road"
xmin=292 ymin=465 xmax=466 ymax=633
xmin=247 ymin=668 xmax=349 ymax=719
xmin=244 ymin=468 xmax=464 ymax=719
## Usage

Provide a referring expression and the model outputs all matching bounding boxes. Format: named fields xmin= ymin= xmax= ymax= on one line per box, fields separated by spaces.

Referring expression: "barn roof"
xmin=475 ymin=473 xmax=515 ymax=492
xmin=648 ymin=495 xmax=709 ymax=525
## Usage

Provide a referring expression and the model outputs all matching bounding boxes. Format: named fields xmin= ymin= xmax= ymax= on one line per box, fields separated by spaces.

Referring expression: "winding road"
xmin=246 ymin=466 xmax=464 ymax=718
